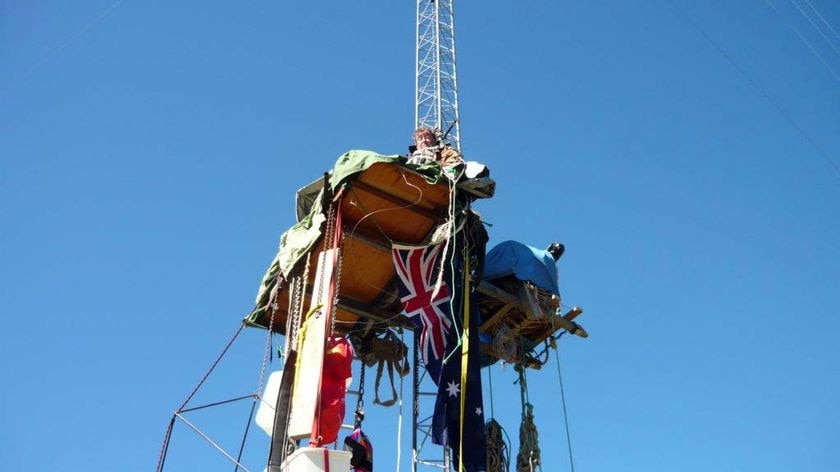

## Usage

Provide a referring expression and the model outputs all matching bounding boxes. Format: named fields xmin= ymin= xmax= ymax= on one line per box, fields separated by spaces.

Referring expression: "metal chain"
xmin=256 ymin=305 xmax=276 ymax=396
xmin=314 ymin=201 xmax=336 ymax=320
xmin=354 ymin=356 xmax=366 ymax=428
xmin=289 ymin=275 xmax=302 ymax=348
xmin=330 ymin=231 xmax=345 ymax=336
xmin=283 ymin=276 xmax=296 ymax=357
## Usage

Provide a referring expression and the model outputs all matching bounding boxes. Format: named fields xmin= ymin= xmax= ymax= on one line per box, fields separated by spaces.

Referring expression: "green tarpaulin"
xmin=246 ymin=150 xmax=444 ymax=326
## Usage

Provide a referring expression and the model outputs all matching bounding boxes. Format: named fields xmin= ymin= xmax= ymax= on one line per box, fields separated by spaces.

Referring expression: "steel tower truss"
xmin=415 ymin=0 xmax=461 ymax=150
xmin=413 ymin=2 xmax=460 ymax=471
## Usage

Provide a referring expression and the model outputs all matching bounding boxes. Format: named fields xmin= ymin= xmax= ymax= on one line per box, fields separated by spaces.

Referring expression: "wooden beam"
xmin=563 ymin=306 xmax=583 ymax=322
xmin=343 ymin=228 xmax=391 ymax=252
xmin=479 ymin=303 xmax=514 ymax=333
xmin=476 ymin=281 xmax=523 ymax=308
xmin=337 ymin=296 xmax=414 ymax=330
xmin=352 ymin=180 xmax=445 ymax=221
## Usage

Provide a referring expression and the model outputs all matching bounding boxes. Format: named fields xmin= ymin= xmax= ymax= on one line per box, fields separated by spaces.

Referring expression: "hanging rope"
xmin=156 ymin=322 xmax=247 ymax=472
xmin=553 ymin=335 xmax=576 ymax=472
xmin=486 ymin=419 xmax=510 ymax=472
xmin=515 ymin=403 xmax=541 ymax=472
xmin=395 ymin=328 xmax=405 ymax=472
xmin=514 ymin=367 xmax=541 ymax=472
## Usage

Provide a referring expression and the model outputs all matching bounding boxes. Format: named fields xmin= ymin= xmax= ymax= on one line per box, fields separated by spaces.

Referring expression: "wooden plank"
xmin=288 ymin=249 xmax=335 ymax=439
xmin=342 ymin=187 xmax=437 ymax=244
xmin=352 ymin=180 xmax=445 ymax=221
xmin=356 ymin=163 xmax=450 ymax=208
xmin=479 ymin=303 xmax=514 ymax=333
xmin=337 ymin=297 xmax=413 ymax=330
xmin=476 ymin=280 xmax=523 ymax=308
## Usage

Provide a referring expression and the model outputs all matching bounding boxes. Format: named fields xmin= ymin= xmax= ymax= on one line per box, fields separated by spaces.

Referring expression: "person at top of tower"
xmin=407 ymin=126 xmax=463 ymax=167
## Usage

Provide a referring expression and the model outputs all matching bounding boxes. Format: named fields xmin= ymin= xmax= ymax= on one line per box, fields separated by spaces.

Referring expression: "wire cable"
xmin=5 ymin=0 xmax=126 ymax=94
xmin=763 ymin=0 xmax=840 ymax=82
xmin=788 ymin=0 xmax=840 ymax=59
xmin=666 ymin=0 xmax=840 ymax=182
xmin=553 ymin=344 xmax=576 ymax=472
xmin=802 ymin=0 xmax=840 ymax=44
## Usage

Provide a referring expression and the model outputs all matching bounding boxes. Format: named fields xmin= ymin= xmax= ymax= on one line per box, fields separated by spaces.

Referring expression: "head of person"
xmin=413 ymin=127 xmax=438 ymax=150
xmin=547 ymin=242 xmax=565 ymax=261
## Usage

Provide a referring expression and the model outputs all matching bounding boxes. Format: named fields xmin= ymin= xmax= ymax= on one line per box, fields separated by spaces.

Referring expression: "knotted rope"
xmin=516 ymin=403 xmax=541 ymax=472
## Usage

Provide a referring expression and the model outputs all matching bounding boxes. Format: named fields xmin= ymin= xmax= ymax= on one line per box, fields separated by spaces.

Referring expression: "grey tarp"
xmin=246 ymin=150 xmax=445 ymax=326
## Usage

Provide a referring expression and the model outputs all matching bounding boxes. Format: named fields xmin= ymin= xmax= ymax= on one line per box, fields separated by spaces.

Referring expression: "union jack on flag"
xmin=391 ymin=243 xmax=453 ymax=383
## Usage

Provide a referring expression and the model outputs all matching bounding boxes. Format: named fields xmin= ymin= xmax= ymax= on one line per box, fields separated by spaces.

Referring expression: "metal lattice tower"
xmin=413 ymin=2 xmax=460 ymax=471
xmin=416 ymin=0 xmax=461 ymax=150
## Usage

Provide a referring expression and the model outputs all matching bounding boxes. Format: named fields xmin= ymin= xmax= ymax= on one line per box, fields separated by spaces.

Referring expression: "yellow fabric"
xmin=458 ymin=257 xmax=471 ymax=472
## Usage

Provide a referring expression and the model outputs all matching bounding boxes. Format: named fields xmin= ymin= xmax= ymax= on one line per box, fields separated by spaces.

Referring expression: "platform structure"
xmin=246 ymin=153 xmax=587 ymax=472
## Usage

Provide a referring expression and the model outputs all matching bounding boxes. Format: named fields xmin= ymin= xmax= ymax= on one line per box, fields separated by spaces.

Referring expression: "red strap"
xmin=323 ymin=448 xmax=331 ymax=472
xmin=312 ymin=194 xmax=345 ymax=445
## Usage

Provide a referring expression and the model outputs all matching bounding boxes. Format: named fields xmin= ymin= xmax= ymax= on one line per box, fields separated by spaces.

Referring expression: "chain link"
xmin=330 ymin=231 xmax=345 ymax=337
xmin=291 ymin=253 xmax=310 ymax=348
xmin=314 ymin=200 xmax=336 ymax=320
xmin=256 ymin=301 xmax=276 ymax=396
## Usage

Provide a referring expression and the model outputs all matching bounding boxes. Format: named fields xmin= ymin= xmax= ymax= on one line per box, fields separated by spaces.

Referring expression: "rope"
xmin=485 ymin=419 xmax=510 ymax=472
xmin=175 ymin=413 xmax=253 ymax=472
xmin=553 ymin=339 xmax=576 ymax=472
xmin=155 ymin=417 xmax=176 ymax=472
xmin=488 ymin=364 xmax=495 ymax=418
xmin=233 ymin=399 xmax=258 ymax=472
xmin=441 ymin=179 xmax=462 ymax=363
xmin=515 ymin=404 xmax=541 ymax=472
xmin=515 ymin=367 xmax=540 ymax=472
xmin=396 ymin=328 xmax=405 ymax=472
xmin=177 ymin=322 xmax=246 ymax=412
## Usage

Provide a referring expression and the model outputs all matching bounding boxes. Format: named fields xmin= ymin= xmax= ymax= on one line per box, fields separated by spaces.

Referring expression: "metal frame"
xmin=413 ymin=2 xmax=460 ymax=470
xmin=412 ymin=330 xmax=450 ymax=472
xmin=416 ymin=0 xmax=461 ymax=150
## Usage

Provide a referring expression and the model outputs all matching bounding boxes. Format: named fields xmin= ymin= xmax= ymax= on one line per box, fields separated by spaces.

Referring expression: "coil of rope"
xmin=486 ymin=418 xmax=510 ymax=472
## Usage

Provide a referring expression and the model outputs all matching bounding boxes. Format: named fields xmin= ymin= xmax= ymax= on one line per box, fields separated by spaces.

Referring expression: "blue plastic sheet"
xmin=483 ymin=240 xmax=559 ymax=295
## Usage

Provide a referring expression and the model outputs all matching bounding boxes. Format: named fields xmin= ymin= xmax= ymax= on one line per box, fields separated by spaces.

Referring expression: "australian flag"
xmin=392 ymin=241 xmax=487 ymax=472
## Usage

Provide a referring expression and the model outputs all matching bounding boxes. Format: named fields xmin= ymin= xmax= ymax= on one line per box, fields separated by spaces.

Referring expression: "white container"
xmin=281 ymin=447 xmax=352 ymax=472
xmin=256 ymin=370 xmax=283 ymax=436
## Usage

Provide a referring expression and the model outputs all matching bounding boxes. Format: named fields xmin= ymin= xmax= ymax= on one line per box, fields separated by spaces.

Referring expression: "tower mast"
xmin=416 ymin=0 xmax=461 ymax=149
xmin=413 ymin=4 xmax=461 ymax=471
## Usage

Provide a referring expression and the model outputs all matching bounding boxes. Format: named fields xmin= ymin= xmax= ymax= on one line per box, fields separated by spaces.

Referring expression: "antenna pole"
xmin=416 ymin=0 xmax=461 ymax=150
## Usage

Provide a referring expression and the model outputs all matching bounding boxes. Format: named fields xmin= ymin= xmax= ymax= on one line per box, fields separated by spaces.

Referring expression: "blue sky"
xmin=2 ymin=1 xmax=839 ymax=471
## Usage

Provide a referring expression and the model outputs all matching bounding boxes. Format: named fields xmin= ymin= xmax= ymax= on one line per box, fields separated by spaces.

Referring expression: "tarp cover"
xmin=483 ymin=240 xmax=560 ymax=295
xmin=247 ymin=150 xmax=445 ymax=325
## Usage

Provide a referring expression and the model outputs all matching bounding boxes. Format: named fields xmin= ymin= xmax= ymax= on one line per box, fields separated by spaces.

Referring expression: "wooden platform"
xmin=256 ymin=162 xmax=451 ymax=334
xmin=253 ymin=161 xmax=586 ymax=366
xmin=477 ymin=277 xmax=586 ymax=367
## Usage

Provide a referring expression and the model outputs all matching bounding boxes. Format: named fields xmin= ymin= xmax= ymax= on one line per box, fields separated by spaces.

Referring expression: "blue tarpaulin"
xmin=483 ymin=240 xmax=559 ymax=295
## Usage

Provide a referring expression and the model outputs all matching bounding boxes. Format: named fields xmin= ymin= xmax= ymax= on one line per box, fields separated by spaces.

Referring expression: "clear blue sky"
xmin=2 ymin=1 xmax=839 ymax=471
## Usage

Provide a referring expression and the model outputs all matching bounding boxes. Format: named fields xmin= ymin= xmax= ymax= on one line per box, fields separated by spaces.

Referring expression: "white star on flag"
xmin=446 ymin=380 xmax=460 ymax=397
xmin=476 ymin=407 xmax=483 ymax=416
